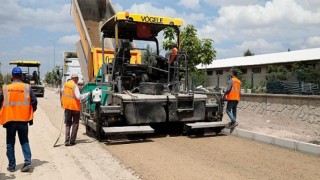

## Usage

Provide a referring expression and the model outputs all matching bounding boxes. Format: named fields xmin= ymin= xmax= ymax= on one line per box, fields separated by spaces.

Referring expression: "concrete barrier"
xmin=223 ymin=128 xmax=320 ymax=156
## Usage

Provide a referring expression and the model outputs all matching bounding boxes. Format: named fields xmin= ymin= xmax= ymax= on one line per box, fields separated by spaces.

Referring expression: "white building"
xmin=197 ymin=48 xmax=320 ymax=89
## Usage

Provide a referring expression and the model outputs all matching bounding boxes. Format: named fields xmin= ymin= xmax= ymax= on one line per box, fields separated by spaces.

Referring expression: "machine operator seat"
xmin=32 ymin=71 xmax=38 ymax=83
xmin=114 ymin=41 xmax=131 ymax=72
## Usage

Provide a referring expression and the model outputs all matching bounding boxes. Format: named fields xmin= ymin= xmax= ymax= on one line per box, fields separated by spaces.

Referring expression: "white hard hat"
xmin=71 ymin=73 xmax=79 ymax=78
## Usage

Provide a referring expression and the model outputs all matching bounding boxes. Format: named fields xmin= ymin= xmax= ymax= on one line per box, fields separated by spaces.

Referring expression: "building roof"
xmin=197 ymin=48 xmax=320 ymax=70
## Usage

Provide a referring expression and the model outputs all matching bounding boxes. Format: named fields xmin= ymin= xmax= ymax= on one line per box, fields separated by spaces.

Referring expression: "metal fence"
xmin=266 ymin=81 xmax=320 ymax=95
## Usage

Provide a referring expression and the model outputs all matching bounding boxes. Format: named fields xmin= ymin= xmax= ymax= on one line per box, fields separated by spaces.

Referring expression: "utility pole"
xmin=54 ymin=40 xmax=55 ymax=68
xmin=48 ymin=38 xmax=56 ymax=68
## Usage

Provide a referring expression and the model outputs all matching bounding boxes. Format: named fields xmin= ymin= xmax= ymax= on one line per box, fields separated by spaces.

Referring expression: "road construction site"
xmin=0 ymin=87 xmax=319 ymax=180
xmin=1 ymin=0 xmax=319 ymax=179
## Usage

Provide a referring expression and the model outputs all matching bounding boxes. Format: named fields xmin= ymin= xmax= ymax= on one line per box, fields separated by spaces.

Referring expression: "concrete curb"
xmin=223 ymin=128 xmax=320 ymax=156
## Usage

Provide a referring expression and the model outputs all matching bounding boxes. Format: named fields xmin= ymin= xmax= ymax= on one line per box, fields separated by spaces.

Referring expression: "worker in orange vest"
xmin=61 ymin=74 xmax=89 ymax=146
xmin=0 ymin=67 xmax=37 ymax=172
xmin=166 ymin=45 xmax=179 ymax=84
xmin=169 ymin=45 xmax=178 ymax=63
xmin=223 ymin=69 xmax=241 ymax=129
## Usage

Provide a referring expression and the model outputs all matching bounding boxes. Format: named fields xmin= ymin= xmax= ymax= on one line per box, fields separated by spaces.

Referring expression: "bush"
xmin=191 ymin=70 xmax=207 ymax=88
xmin=266 ymin=65 xmax=288 ymax=82
xmin=292 ymin=62 xmax=320 ymax=87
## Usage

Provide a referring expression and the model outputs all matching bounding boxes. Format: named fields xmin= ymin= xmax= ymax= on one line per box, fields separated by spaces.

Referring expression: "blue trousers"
xmin=226 ymin=100 xmax=239 ymax=123
xmin=6 ymin=122 xmax=32 ymax=169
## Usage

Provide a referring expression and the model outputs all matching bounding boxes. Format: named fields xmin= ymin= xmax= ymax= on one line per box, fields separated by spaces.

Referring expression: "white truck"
xmin=63 ymin=52 xmax=84 ymax=85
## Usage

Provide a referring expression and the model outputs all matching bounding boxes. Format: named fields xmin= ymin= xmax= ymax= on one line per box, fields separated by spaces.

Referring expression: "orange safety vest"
xmin=170 ymin=47 xmax=178 ymax=63
xmin=226 ymin=77 xmax=241 ymax=101
xmin=0 ymin=82 xmax=33 ymax=125
xmin=61 ymin=80 xmax=81 ymax=111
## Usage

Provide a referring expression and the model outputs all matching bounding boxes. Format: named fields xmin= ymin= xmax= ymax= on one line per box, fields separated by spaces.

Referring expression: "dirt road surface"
xmin=1 ymin=87 xmax=319 ymax=180
xmin=0 ymin=88 xmax=138 ymax=180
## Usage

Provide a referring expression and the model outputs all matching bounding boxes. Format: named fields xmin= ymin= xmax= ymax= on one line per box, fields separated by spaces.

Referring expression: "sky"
xmin=1 ymin=0 xmax=320 ymax=76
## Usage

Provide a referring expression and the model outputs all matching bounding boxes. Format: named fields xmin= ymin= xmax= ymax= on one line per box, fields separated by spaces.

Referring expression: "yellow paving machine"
xmin=73 ymin=0 xmax=226 ymax=141
xmin=9 ymin=60 xmax=45 ymax=97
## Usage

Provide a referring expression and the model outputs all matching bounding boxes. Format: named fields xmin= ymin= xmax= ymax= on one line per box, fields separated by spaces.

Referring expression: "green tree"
xmin=0 ymin=63 xmax=11 ymax=86
xmin=1 ymin=73 xmax=12 ymax=85
xmin=142 ymin=44 xmax=157 ymax=65
xmin=162 ymin=25 xmax=216 ymax=89
xmin=266 ymin=65 xmax=288 ymax=82
xmin=44 ymin=72 xmax=54 ymax=85
xmin=292 ymin=62 xmax=320 ymax=86
xmin=44 ymin=66 xmax=62 ymax=87
xmin=243 ymin=49 xmax=255 ymax=56
xmin=0 ymin=74 xmax=2 ymax=85
xmin=162 ymin=25 xmax=216 ymax=72
xmin=162 ymin=27 xmax=177 ymax=50
xmin=192 ymin=70 xmax=207 ymax=87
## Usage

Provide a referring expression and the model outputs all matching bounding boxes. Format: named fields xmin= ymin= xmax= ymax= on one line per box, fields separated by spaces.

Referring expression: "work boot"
xmin=65 ymin=141 xmax=70 ymax=146
xmin=230 ymin=122 xmax=238 ymax=128
xmin=226 ymin=122 xmax=232 ymax=129
xmin=21 ymin=164 xmax=32 ymax=172
xmin=70 ymin=142 xmax=76 ymax=146
xmin=7 ymin=166 xmax=15 ymax=172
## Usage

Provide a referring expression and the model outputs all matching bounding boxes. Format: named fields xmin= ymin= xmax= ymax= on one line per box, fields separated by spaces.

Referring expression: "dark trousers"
xmin=226 ymin=100 xmax=239 ymax=123
xmin=65 ymin=109 xmax=80 ymax=143
xmin=6 ymin=122 xmax=32 ymax=168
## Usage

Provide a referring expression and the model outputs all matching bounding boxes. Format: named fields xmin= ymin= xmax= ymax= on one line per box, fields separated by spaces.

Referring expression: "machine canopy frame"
xmin=100 ymin=12 xmax=183 ymax=44
xmin=9 ymin=60 xmax=41 ymax=68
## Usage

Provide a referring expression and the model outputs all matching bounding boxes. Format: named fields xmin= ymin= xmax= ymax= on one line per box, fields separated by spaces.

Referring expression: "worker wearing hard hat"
xmin=61 ymin=73 xmax=90 ymax=146
xmin=0 ymin=67 xmax=38 ymax=172
xmin=223 ymin=69 xmax=241 ymax=129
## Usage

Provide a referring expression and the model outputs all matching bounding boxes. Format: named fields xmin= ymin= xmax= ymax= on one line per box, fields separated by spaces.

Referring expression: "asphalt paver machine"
xmin=73 ymin=0 xmax=226 ymax=141
xmin=9 ymin=60 xmax=45 ymax=97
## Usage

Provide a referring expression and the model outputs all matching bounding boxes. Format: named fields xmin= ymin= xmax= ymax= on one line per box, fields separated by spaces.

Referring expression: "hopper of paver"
xmin=72 ymin=0 xmax=140 ymax=83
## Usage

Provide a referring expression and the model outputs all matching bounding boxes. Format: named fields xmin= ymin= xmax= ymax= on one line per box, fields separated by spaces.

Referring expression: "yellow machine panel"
xmin=115 ymin=12 xmax=183 ymax=26
xmin=92 ymin=48 xmax=141 ymax=77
